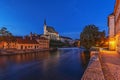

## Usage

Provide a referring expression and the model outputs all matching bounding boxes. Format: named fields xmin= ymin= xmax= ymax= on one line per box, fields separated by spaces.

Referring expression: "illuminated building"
xmin=108 ymin=0 xmax=120 ymax=51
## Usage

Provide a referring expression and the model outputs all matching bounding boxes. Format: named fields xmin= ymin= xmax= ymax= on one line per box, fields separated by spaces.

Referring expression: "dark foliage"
xmin=80 ymin=24 xmax=105 ymax=49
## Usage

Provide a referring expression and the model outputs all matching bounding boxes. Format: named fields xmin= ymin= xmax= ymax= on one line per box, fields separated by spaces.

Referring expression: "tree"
xmin=96 ymin=30 xmax=106 ymax=47
xmin=50 ymin=39 xmax=71 ymax=48
xmin=80 ymin=24 xmax=105 ymax=49
xmin=0 ymin=27 xmax=12 ymax=36
xmin=0 ymin=27 xmax=14 ymax=48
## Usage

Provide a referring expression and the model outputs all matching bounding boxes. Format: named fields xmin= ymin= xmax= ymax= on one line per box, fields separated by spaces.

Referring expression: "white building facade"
xmin=43 ymin=20 xmax=59 ymax=40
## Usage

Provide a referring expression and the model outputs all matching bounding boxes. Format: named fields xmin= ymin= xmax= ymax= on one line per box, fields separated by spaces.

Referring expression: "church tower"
xmin=44 ymin=19 xmax=47 ymax=35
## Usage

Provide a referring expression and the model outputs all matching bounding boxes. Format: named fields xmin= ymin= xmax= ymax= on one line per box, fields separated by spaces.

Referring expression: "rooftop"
xmin=60 ymin=36 xmax=72 ymax=40
xmin=16 ymin=39 xmax=39 ymax=44
xmin=46 ymin=26 xmax=57 ymax=33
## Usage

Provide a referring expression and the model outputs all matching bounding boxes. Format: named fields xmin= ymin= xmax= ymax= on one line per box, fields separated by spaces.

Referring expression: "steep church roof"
xmin=46 ymin=26 xmax=56 ymax=33
xmin=44 ymin=19 xmax=58 ymax=33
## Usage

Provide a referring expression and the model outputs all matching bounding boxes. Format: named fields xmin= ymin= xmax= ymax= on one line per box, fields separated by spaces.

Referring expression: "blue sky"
xmin=0 ymin=0 xmax=115 ymax=39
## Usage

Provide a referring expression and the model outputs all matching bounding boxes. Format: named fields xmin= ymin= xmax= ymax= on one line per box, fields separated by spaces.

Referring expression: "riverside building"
xmin=108 ymin=0 xmax=120 ymax=52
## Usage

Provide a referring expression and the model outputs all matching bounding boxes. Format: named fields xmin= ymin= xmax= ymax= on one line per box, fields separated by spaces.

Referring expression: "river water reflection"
xmin=0 ymin=48 xmax=89 ymax=80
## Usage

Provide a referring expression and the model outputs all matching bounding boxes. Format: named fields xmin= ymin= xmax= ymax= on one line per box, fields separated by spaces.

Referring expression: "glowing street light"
xmin=109 ymin=39 xmax=115 ymax=50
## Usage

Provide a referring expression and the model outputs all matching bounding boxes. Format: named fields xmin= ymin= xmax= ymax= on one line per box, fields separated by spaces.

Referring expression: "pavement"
xmin=100 ymin=50 xmax=120 ymax=80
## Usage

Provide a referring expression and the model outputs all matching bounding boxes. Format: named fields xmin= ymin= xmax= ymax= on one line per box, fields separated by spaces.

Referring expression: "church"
xmin=43 ymin=19 xmax=60 ymax=40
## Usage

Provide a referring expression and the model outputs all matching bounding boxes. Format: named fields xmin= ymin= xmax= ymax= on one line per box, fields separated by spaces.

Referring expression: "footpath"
xmin=100 ymin=50 xmax=120 ymax=80
xmin=81 ymin=50 xmax=120 ymax=80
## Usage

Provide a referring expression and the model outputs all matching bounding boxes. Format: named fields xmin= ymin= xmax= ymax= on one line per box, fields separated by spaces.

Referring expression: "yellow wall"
xmin=1 ymin=40 xmax=49 ymax=50
xmin=109 ymin=38 xmax=116 ymax=50
xmin=37 ymin=39 xmax=49 ymax=49
xmin=108 ymin=0 xmax=120 ymax=51
xmin=16 ymin=44 xmax=39 ymax=50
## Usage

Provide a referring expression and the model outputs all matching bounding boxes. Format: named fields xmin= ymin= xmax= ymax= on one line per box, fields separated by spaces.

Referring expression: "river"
xmin=0 ymin=48 xmax=89 ymax=80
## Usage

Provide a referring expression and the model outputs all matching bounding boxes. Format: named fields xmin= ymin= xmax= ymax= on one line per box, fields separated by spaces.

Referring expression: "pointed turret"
xmin=44 ymin=19 xmax=47 ymax=35
xmin=30 ymin=32 xmax=33 ymax=40
xmin=44 ymin=19 xmax=46 ymax=25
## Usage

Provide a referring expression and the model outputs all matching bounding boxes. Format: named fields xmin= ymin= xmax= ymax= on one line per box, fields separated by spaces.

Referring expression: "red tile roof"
xmin=16 ymin=39 xmax=39 ymax=44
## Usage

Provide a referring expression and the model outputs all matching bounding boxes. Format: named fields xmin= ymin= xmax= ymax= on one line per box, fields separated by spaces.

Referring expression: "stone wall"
xmin=81 ymin=51 xmax=105 ymax=80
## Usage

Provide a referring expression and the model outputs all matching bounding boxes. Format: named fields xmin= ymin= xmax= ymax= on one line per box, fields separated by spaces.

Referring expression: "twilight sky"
xmin=0 ymin=0 xmax=115 ymax=39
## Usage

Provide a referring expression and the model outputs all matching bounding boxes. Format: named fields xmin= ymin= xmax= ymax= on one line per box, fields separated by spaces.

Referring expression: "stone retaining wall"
xmin=0 ymin=49 xmax=50 ymax=56
xmin=81 ymin=51 xmax=105 ymax=80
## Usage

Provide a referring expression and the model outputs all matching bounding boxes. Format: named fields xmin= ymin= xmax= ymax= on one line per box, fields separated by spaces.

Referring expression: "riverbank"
xmin=0 ymin=48 xmax=57 ymax=56
xmin=81 ymin=49 xmax=120 ymax=80
xmin=81 ymin=50 xmax=105 ymax=80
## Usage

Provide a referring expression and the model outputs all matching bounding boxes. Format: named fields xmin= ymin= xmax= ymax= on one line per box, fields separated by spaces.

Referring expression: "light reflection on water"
xmin=0 ymin=48 xmax=89 ymax=80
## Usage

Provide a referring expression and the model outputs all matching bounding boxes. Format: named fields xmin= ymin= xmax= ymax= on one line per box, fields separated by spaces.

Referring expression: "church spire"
xmin=44 ymin=19 xmax=47 ymax=35
xmin=44 ymin=19 xmax=46 ymax=25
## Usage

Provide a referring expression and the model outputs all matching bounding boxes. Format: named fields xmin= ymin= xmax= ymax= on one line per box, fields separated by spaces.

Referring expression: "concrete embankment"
xmin=0 ymin=49 xmax=51 ymax=56
xmin=81 ymin=51 xmax=105 ymax=80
